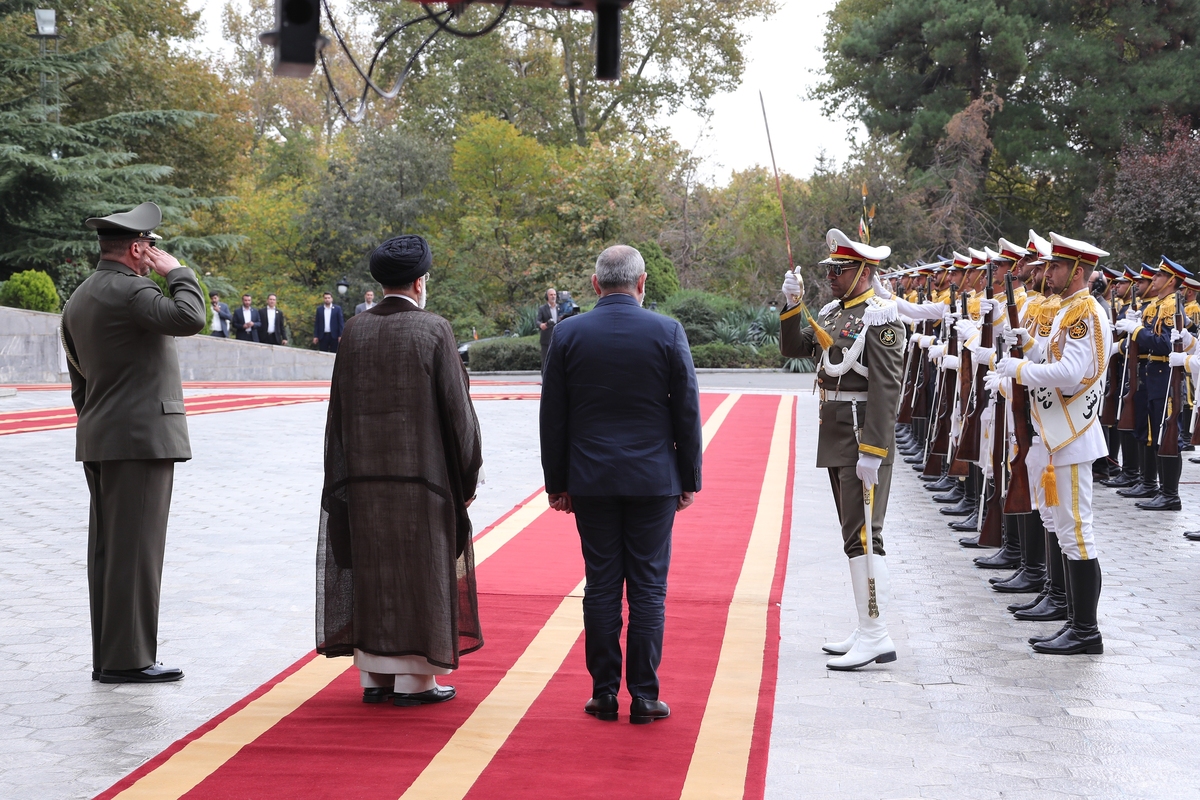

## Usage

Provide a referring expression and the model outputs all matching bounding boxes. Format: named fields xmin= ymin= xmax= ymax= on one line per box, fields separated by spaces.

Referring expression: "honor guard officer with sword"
xmin=779 ymin=228 xmax=906 ymax=671
xmin=994 ymin=233 xmax=1112 ymax=655
xmin=61 ymin=202 xmax=207 ymax=683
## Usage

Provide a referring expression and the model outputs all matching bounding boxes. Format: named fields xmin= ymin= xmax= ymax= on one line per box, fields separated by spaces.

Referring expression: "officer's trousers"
xmin=83 ymin=459 xmax=174 ymax=671
xmin=828 ymin=464 xmax=891 ymax=558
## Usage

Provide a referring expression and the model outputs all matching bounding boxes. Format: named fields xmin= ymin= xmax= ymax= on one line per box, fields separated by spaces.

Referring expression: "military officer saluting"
xmin=779 ymin=228 xmax=906 ymax=671
xmin=61 ymin=203 xmax=206 ymax=683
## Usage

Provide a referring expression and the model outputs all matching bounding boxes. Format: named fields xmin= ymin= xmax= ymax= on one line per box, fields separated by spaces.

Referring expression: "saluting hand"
xmin=146 ymin=247 xmax=182 ymax=277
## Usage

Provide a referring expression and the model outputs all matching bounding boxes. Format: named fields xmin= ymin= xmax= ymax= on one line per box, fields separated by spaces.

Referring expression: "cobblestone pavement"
xmin=769 ymin=390 xmax=1200 ymax=800
xmin=4 ymin=376 xmax=1200 ymax=799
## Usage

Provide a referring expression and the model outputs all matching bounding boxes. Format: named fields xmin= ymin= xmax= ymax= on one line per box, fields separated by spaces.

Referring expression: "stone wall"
xmin=0 ymin=306 xmax=335 ymax=383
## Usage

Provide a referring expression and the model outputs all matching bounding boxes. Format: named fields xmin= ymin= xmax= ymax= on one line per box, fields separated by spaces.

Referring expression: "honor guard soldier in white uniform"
xmin=779 ymin=228 xmax=906 ymax=670
xmin=995 ymin=233 xmax=1112 ymax=655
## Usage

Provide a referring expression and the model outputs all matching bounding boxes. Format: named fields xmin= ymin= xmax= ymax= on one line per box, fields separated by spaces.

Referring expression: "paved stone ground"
xmin=4 ymin=375 xmax=1200 ymax=799
xmin=768 ymin=390 xmax=1200 ymax=800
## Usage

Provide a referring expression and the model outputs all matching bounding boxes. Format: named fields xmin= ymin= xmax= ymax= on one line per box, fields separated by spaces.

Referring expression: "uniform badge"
xmin=879 ymin=327 xmax=897 ymax=347
xmin=1068 ymin=320 xmax=1088 ymax=340
xmin=1038 ymin=322 xmax=1053 ymax=337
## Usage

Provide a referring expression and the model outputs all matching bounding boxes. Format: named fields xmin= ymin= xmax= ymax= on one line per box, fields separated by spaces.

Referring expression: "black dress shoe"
xmin=1190 ymin=457 xmax=1200 ymax=465
xmin=1135 ymin=493 xmax=1182 ymax=511
xmin=1099 ymin=472 xmax=1138 ymax=488
xmin=363 ymin=687 xmax=392 ymax=704
xmin=1185 ymin=530 xmax=1200 ymax=541
xmin=1008 ymin=591 xmax=1046 ymax=613
xmin=903 ymin=453 xmax=925 ymax=465
xmin=991 ymin=570 xmax=1043 ymax=593
xmin=629 ymin=697 xmax=670 ymax=725
xmin=1029 ymin=623 xmax=1070 ymax=646
xmin=1116 ymin=483 xmax=1158 ymax=498
xmin=932 ymin=488 xmax=964 ymax=503
xmin=925 ymin=476 xmax=957 ymax=492
xmin=585 ymin=694 xmax=619 ymax=721
xmin=393 ymin=685 xmax=456 ymax=706
xmin=94 ymin=663 xmax=184 ymax=684
xmin=1182 ymin=444 xmax=1195 ymax=452
xmin=939 ymin=498 xmax=975 ymax=516
xmin=1013 ymin=592 xmax=1068 ymax=621
xmin=950 ymin=512 xmax=979 ymax=532
xmin=975 ymin=549 xmax=1021 ymax=569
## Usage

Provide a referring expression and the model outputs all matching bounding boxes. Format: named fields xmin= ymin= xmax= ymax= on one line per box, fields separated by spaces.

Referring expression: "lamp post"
xmin=336 ymin=276 xmax=350 ymax=298
xmin=30 ymin=9 xmax=60 ymax=124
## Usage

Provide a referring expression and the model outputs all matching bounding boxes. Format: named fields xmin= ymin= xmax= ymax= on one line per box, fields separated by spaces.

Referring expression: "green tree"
xmin=0 ymin=269 xmax=59 ymax=311
xmin=638 ymin=240 xmax=679 ymax=304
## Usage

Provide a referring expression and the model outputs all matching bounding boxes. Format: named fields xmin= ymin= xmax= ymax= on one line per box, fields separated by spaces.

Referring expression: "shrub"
xmin=690 ymin=342 xmax=786 ymax=369
xmin=514 ymin=305 xmax=539 ymax=337
xmin=468 ymin=335 xmax=541 ymax=371
xmin=638 ymin=241 xmax=680 ymax=305
xmin=661 ymin=290 xmax=741 ymax=345
xmin=0 ymin=270 xmax=60 ymax=312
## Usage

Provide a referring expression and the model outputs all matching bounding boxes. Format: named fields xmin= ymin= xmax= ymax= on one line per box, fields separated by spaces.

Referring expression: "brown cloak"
xmin=317 ymin=297 xmax=483 ymax=667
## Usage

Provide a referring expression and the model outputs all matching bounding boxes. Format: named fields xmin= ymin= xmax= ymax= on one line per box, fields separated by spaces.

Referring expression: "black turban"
xmin=370 ymin=235 xmax=432 ymax=286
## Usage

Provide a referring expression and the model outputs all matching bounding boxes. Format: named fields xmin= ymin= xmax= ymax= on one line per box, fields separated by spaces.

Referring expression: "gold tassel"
xmin=810 ymin=312 xmax=835 ymax=350
xmin=1041 ymin=463 xmax=1059 ymax=507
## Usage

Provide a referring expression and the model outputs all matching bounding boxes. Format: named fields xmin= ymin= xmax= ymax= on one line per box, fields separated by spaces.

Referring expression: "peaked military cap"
xmin=1140 ymin=262 xmax=1160 ymax=279
xmin=819 ymin=228 xmax=891 ymax=266
xmin=1048 ymin=232 xmax=1109 ymax=267
xmin=1160 ymin=255 xmax=1192 ymax=281
xmin=996 ymin=238 xmax=1028 ymax=262
xmin=85 ymin=202 xmax=162 ymax=240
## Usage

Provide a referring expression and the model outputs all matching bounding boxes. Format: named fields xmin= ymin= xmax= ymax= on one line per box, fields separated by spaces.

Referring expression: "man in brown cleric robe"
xmin=317 ymin=234 xmax=484 ymax=706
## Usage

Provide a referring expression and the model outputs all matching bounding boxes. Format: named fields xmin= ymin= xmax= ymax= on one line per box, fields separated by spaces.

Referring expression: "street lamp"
xmin=30 ymin=10 xmax=60 ymax=123
xmin=336 ymin=276 xmax=350 ymax=297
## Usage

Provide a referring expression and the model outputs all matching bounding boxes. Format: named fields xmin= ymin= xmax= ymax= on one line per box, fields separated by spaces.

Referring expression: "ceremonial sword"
xmin=850 ymin=400 xmax=879 ymax=618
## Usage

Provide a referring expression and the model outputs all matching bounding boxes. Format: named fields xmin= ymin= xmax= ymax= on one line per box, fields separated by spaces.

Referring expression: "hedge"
xmin=689 ymin=342 xmax=786 ymax=369
xmin=0 ymin=270 xmax=60 ymax=312
xmin=660 ymin=290 xmax=741 ymax=345
xmin=468 ymin=335 xmax=541 ymax=371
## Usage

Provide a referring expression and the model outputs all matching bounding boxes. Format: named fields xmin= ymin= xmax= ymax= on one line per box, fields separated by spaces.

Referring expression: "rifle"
xmin=925 ymin=284 xmax=958 ymax=471
xmin=959 ymin=267 xmax=994 ymax=462
xmin=946 ymin=289 xmax=974 ymax=477
xmin=1002 ymin=272 xmax=1033 ymax=514
xmin=978 ymin=361 xmax=1007 ymax=548
xmin=1160 ymin=290 xmax=1186 ymax=457
xmin=1116 ymin=284 xmax=1141 ymax=432
xmin=911 ymin=277 xmax=935 ymax=422
xmin=1099 ymin=283 xmax=1122 ymax=427
xmin=896 ymin=285 xmax=923 ymax=424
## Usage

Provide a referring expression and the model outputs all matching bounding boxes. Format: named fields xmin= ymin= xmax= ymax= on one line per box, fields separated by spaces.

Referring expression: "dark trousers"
xmin=571 ymin=495 xmax=677 ymax=701
xmin=84 ymin=459 xmax=174 ymax=671
xmin=317 ymin=333 xmax=339 ymax=353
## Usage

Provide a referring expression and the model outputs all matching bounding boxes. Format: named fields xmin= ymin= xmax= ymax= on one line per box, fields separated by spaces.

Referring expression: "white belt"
xmin=820 ymin=390 xmax=869 ymax=403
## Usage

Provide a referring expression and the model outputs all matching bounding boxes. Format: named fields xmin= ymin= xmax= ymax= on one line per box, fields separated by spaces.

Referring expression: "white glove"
xmin=943 ymin=311 xmax=957 ymax=328
xmin=929 ymin=343 xmax=947 ymax=360
xmin=782 ymin=270 xmax=804 ymax=304
xmin=909 ymin=332 xmax=923 ymax=345
xmin=855 ymin=453 xmax=882 ymax=487
xmin=1170 ymin=327 xmax=1194 ymax=349
xmin=984 ymin=370 xmax=1002 ymax=394
xmin=954 ymin=318 xmax=978 ymax=340
xmin=1126 ymin=308 xmax=1141 ymax=321
xmin=973 ymin=345 xmax=996 ymax=367
xmin=996 ymin=356 xmax=1021 ymax=379
xmin=1002 ymin=327 xmax=1030 ymax=350
xmin=979 ymin=298 xmax=1005 ymax=319
xmin=917 ymin=335 xmax=934 ymax=348
xmin=1169 ymin=351 xmax=1187 ymax=368
xmin=940 ymin=355 xmax=961 ymax=371
xmin=1114 ymin=318 xmax=1139 ymax=336
xmin=1109 ymin=340 xmax=1122 ymax=358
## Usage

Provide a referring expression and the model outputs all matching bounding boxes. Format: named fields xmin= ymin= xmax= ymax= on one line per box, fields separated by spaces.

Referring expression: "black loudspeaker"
xmin=595 ymin=2 xmax=621 ymax=80
xmin=260 ymin=0 xmax=327 ymax=78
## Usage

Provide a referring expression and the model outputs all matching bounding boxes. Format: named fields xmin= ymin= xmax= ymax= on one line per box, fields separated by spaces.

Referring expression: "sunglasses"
xmin=825 ymin=261 xmax=863 ymax=276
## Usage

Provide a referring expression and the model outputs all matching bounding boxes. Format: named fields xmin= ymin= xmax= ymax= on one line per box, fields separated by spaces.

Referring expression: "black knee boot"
xmin=1033 ymin=559 xmax=1103 ymax=655
xmin=992 ymin=512 xmax=1046 ymax=593
xmin=1117 ymin=443 xmax=1158 ymax=497
xmin=1014 ymin=529 xmax=1068 ymax=621
xmin=1102 ymin=430 xmax=1140 ymax=487
xmin=941 ymin=470 xmax=976 ymax=516
xmin=1137 ymin=455 xmax=1182 ymax=510
xmin=975 ymin=512 xmax=1023 ymax=569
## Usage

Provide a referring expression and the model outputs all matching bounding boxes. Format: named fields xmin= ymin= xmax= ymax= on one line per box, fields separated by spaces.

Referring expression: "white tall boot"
xmin=822 ymin=628 xmax=858 ymax=655
xmin=826 ymin=554 xmax=897 ymax=671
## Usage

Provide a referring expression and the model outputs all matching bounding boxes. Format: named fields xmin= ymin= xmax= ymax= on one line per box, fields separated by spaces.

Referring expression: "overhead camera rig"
xmin=260 ymin=0 xmax=632 ymax=121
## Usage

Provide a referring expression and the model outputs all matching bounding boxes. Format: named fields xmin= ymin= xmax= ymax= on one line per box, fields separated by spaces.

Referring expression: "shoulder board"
xmin=862 ymin=296 xmax=899 ymax=327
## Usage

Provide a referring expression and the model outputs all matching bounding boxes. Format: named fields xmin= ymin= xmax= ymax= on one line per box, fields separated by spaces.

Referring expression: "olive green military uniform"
xmin=780 ymin=290 xmax=906 ymax=557
xmin=62 ymin=258 xmax=205 ymax=672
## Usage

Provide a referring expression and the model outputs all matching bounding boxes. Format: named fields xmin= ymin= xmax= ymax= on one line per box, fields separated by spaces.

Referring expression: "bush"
xmin=638 ymin=241 xmax=680 ymax=305
xmin=468 ymin=335 xmax=541 ymax=371
xmin=690 ymin=342 xmax=786 ymax=369
xmin=660 ymin=290 xmax=741 ymax=345
xmin=0 ymin=270 xmax=60 ymax=312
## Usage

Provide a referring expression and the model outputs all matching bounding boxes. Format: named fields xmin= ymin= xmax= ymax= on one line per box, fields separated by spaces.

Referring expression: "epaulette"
xmin=819 ymin=299 xmax=841 ymax=318
xmin=862 ymin=296 xmax=900 ymax=327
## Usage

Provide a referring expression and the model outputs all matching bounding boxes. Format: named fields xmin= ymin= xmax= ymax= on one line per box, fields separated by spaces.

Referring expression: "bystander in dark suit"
xmin=209 ymin=293 xmax=231 ymax=337
xmin=61 ymin=202 xmax=206 ymax=684
xmin=259 ymin=294 xmax=288 ymax=345
xmin=540 ymin=245 xmax=703 ymax=725
xmin=313 ymin=292 xmax=344 ymax=353
xmin=537 ymin=287 xmax=558 ymax=370
xmin=232 ymin=295 xmax=261 ymax=342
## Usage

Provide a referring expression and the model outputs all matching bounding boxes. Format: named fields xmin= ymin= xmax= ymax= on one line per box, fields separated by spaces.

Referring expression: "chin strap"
xmin=842 ymin=261 xmax=868 ymax=301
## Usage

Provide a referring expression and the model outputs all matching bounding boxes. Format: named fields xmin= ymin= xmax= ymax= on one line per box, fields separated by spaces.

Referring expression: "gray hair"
xmin=595 ymin=245 xmax=645 ymax=290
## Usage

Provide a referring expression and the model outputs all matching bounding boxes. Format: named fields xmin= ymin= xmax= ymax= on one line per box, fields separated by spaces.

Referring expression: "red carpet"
xmin=96 ymin=393 xmax=795 ymax=800
xmin=0 ymin=394 xmax=328 ymax=436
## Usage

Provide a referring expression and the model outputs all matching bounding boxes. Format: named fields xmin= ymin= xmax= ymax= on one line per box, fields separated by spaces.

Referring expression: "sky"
xmin=190 ymin=0 xmax=859 ymax=185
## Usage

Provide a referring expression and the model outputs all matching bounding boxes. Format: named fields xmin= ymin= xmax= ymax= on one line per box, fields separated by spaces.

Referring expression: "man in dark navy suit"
xmin=231 ymin=294 xmax=261 ymax=342
xmin=540 ymin=244 xmax=703 ymax=726
xmin=312 ymin=292 xmax=345 ymax=353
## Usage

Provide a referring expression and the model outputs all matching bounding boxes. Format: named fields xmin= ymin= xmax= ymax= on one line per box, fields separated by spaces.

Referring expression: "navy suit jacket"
xmin=540 ymin=293 xmax=703 ymax=497
xmin=231 ymin=306 xmax=261 ymax=342
xmin=314 ymin=304 xmax=345 ymax=339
